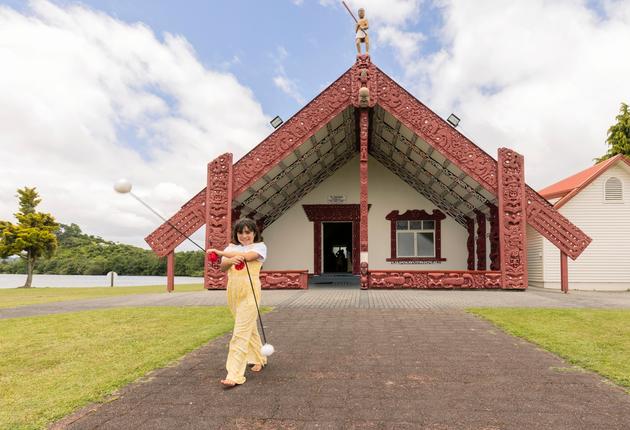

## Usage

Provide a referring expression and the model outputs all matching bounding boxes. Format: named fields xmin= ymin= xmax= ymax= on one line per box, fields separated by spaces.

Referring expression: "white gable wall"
xmin=368 ymin=157 xmax=468 ymax=271
xmin=527 ymin=225 xmax=544 ymax=287
xmin=539 ymin=163 xmax=630 ymax=290
xmin=263 ymin=154 xmax=469 ymax=272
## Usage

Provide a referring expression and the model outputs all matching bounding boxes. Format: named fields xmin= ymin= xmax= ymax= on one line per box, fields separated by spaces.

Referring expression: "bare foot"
xmin=251 ymin=364 xmax=264 ymax=372
xmin=220 ymin=379 xmax=237 ymax=388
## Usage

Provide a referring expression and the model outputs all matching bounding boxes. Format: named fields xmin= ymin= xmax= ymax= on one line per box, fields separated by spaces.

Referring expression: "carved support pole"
xmin=314 ymin=221 xmax=322 ymax=275
xmin=497 ymin=148 xmax=528 ymax=289
xmin=204 ymin=153 xmax=233 ymax=290
xmin=560 ymin=251 xmax=569 ymax=293
xmin=487 ymin=203 xmax=500 ymax=270
xmin=466 ymin=217 xmax=475 ymax=270
xmin=359 ymin=109 xmax=369 ymax=289
xmin=166 ymin=252 xmax=175 ymax=292
xmin=475 ymin=210 xmax=487 ymax=270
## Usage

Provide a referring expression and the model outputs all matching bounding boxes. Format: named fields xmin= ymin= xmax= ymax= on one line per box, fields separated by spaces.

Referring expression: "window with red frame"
xmin=385 ymin=209 xmax=446 ymax=262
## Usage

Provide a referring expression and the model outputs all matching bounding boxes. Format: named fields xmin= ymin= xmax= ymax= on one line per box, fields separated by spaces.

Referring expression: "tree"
xmin=596 ymin=102 xmax=630 ymax=162
xmin=0 ymin=187 xmax=59 ymax=287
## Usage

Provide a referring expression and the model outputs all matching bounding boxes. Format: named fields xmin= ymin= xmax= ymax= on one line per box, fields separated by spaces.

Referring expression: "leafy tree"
xmin=596 ymin=102 xmax=630 ymax=162
xmin=0 ymin=187 xmax=59 ymax=287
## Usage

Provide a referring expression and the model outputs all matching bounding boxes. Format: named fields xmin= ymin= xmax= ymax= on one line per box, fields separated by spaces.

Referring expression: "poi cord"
xmin=244 ymin=260 xmax=268 ymax=344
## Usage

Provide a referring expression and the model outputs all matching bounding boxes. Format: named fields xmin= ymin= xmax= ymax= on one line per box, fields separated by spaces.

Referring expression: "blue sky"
xmin=1 ymin=0 xmax=628 ymax=248
xmin=1 ymin=0 xmax=443 ymax=122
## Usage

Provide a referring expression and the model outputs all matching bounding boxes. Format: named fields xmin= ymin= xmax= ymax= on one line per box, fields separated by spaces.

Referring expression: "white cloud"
xmin=377 ymin=0 xmax=630 ymax=189
xmin=270 ymin=46 xmax=305 ymax=104
xmin=273 ymin=75 xmax=306 ymax=104
xmin=0 ymin=0 xmax=269 ymax=249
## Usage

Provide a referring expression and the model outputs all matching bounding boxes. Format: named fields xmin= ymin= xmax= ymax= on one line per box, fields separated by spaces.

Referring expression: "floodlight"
xmin=447 ymin=113 xmax=460 ymax=128
xmin=270 ymin=116 xmax=284 ymax=129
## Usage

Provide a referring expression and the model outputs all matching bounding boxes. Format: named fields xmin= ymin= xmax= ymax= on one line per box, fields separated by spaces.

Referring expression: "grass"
xmin=0 ymin=284 xmax=205 ymax=309
xmin=0 ymin=306 xmax=245 ymax=429
xmin=468 ymin=308 xmax=630 ymax=391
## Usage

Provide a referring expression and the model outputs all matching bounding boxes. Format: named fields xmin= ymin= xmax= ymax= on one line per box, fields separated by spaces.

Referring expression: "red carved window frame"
xmin=385 ymin=209 xmax=447 ymax=262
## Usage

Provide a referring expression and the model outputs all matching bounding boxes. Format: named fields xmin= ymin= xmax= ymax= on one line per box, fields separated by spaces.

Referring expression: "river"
xmin=0 ymin=274 xmax=203 ymax=289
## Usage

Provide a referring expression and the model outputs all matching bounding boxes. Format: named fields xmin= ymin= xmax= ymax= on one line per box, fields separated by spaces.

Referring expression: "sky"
xmin=1 ymin=0 xmax=629 ymax=250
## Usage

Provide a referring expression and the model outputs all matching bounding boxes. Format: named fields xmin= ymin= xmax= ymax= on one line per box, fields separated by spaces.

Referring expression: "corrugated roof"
xmin=539 ymin=154 xmax=630 ymax=208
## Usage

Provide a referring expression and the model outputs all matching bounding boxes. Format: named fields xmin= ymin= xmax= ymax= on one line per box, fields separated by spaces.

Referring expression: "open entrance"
xmin=323 ymin=222 xmax=353 ymax=273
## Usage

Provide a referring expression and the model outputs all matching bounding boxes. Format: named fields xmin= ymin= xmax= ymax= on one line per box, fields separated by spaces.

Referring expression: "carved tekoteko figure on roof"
xmin=355 ymin=8 xmax=369 ymax=55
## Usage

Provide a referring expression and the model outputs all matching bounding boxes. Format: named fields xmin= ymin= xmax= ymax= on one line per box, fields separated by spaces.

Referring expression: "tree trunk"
xmin=22 ymin=252 xmax=34 ymax=288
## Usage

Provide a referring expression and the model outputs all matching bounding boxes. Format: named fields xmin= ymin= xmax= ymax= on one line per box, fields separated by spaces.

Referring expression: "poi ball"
xmin=261 ymin=343 xmax=275 ymax=356
xmin=234 ymin=261 xmax=245 ymax=271
xmin=114 ymin=179 xmax=132 ymax=194
xmin=208 ymin=252 xmax=219 ymax=263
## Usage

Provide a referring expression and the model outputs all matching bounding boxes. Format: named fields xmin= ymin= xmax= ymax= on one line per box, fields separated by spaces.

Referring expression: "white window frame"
xmin=395 ymin=220 xmax=436 ymax=258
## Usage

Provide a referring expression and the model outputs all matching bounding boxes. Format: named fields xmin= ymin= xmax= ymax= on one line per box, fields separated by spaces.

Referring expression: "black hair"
xmin=232 ymin=218 xmax=263 ymax=244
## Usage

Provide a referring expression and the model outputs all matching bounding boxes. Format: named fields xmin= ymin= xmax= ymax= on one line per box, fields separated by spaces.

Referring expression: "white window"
xmin=604 ymin=177 xmax=623 ymax=202
xmin=396 ymin=220 xmax=436 ymax=257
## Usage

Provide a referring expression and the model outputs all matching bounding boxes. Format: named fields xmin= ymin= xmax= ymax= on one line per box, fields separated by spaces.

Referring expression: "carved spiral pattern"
xmin=369 ymin=271 xmax=502 ymax=289
xmin=259 ymin=271 xmax=308 ymax=289
xmin=205 ymin=154 xmax=233 ymax=289
xmin=233 ymin=72 xmax=352 ymax=195
xmin=498 ymin=149 xmax=527 ymax=289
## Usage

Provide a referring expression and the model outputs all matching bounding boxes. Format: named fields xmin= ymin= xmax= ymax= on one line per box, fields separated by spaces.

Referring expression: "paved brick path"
xmin=3 ymin=286 xmax=630 ymax=320
xmin=54 ymin=308 xmax=630 ymax=429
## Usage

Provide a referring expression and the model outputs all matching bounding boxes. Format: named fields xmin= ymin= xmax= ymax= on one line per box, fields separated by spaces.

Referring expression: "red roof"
xmin=539 ymin=154 xmax=630 ymax=208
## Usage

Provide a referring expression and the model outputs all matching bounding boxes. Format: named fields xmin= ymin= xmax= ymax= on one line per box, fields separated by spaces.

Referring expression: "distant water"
xmin=0 ymin=274 xmax=203 ymax=289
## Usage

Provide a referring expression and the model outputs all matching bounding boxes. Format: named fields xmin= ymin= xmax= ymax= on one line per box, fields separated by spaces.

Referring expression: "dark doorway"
xmin=323 ymin=222 xmax=353 ymax=273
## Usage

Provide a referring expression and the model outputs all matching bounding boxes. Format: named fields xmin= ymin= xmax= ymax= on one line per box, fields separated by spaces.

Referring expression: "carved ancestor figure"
xmin=355 ymin=8 xmax=369 ymax=54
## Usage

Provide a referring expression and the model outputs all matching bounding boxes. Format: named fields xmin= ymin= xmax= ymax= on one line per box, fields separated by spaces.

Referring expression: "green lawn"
xmin=469 ymin=308 xmax=630 ymax=391
xmin=0 ymin=284 xmax=205 ymax=308
xmin=0 ymin=307 xmax=239 ymax=430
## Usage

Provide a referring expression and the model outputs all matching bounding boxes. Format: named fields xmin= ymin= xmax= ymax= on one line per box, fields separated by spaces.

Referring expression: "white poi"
xmin=261 ymin=343 xmax=275 ymax=356
xmin=114 ymin=179 xmax=132 ymax=194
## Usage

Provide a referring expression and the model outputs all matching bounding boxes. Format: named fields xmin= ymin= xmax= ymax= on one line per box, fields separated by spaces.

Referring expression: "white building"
xmin=528 ymin=154 xmax=630 ymax=291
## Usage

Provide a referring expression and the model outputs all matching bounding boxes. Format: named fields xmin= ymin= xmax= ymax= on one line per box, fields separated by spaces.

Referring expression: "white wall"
xmin=540 ymin=163 xmax=630 ymax=291
xmin=527 ymin=225 xmax=544 ymax=287
xmin=368 ymin=157 xmax=469 ymax=270
xmin=263 ymin=155 xmax=469 ymax=272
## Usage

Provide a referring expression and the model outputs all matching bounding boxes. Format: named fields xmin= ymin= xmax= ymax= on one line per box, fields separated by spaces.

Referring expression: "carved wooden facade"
xmin=145 ymin=56 xmax=591 ymax=291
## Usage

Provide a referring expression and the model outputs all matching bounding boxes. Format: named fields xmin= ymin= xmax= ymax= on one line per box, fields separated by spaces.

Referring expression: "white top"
xmin=223 ymin=242 xmax=267 ymax=262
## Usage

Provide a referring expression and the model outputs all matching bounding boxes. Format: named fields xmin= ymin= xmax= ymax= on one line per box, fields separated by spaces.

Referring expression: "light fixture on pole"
xmin=270 ymin=115 xmax=283 ymax=129
xmin=447 ymin=113 xmax=460 ymax=128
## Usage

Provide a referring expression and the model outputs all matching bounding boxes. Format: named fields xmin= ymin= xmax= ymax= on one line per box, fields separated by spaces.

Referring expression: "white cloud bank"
xmin=368 ymin=0 xmax=630 ymax=188
xmin=0 ymin=0 xmax=269 ymax=249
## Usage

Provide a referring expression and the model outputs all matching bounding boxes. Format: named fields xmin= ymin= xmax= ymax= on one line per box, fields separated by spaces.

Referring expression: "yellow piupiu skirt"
xmin=225 ymin=260 xmax=267 ymax=384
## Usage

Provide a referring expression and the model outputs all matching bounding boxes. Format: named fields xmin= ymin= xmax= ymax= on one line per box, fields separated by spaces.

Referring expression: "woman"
xmin=207 ymin=218 xmax=267 ymax=388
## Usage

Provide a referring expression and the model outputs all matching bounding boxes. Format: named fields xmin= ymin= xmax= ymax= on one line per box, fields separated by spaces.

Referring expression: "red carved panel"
xmin=303 ymin=204 xmax=362 ymax=275
xmin=526 ymin=188 xmax=591 ymax=260
xmin=385 ymin=209 xmax=446 ymax=261
xmin=466 ymin=217 xmax=475 ymax=270
xmin=303 ymin=204 xmax=362 ymax=221
xmin=359 ymin=109 xmax=369 ymax=289
xmin=351 ymin=54 xmax=378 ymax=108
xmin=204 ymin=154 xmax=233 ymax=290
xmin=314 ymin=221 xmax=321 ymax=275
xmin=368 ymin=270 xmax=502 ymax=289
xmin=260 ymin=271 xmax=308 ymax=289
xmin=497 ymin=148 xmax=527 ymax=290
xmin=475 ymin=210 xmax=487 ymax=270
xmin=376 ymin=68 xmax=498 ymax=192
xmin=233 ymin=73 xmax=352 ymax=196
xmin=487 ymin=203 xmax=500 ymax=270
xmin=144 ymin=190 xmax=206 ymax=257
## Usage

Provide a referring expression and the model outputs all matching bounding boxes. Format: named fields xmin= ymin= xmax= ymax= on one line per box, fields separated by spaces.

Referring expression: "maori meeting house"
xmin=146 ymin=55 xmax=591 ymax=291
